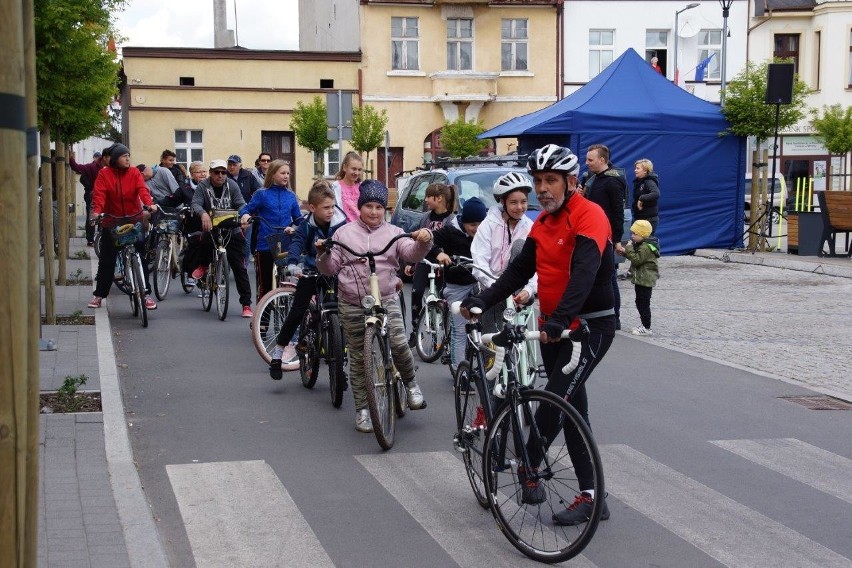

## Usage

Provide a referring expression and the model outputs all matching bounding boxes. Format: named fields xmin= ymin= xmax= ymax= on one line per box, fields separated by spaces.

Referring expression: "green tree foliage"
xmin=35 ymin=0 xmax=125 ymax=143
xmin=722 ymin=59 xmax=810 ymax=144
xmin=291 ymin=96 xmax=333 ymax=174
xmin=440 ymin=117 xmax=488 ymax=159
xmin=350 ymin=105 xmax=389 ymax=155
xmin=810 ymin=104 xmax=852 ymax=156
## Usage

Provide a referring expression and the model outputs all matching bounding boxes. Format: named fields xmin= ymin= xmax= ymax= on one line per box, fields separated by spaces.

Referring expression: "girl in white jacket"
xmin=470 ymin=172 xmax=538 ymax=309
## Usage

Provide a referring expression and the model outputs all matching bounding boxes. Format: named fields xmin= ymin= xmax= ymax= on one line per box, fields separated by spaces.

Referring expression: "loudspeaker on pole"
xmin=765 ymin=63 xmax=794 ymax=104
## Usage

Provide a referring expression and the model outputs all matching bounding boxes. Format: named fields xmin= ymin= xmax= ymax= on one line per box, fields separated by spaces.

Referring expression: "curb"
xmin=92 ymin=257 xmax=169 ymax=568
xmin=694 ymin=249 xmax=852 ymax=279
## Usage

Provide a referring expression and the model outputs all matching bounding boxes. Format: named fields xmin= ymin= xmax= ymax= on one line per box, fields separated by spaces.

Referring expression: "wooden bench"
xmin=817 ymin=190 xmax=852 ymax=257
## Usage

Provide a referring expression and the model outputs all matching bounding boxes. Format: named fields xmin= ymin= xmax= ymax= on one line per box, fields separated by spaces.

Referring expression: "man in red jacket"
xmin=88 ymin=143 xmax=159 ymax=310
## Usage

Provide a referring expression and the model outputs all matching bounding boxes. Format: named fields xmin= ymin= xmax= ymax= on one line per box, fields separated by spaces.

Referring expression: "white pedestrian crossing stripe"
xmin=599 ymin=444 xmax=852 ymax=568
xmin=166 ymin=460 xmax=333 ymax=568
xmin=710 ymin=438 xmax=852 ymax=505
xmin=356 ymin=451 xmax=599 ymax=568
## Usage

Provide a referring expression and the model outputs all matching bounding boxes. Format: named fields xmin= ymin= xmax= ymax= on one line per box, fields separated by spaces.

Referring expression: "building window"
xmin=814 ymin=31 xmax=821 ymax=90
xmin=697 ymin=30 xmax=722 ymax=80
xmin=589 ymin=30 xmax=614 ymax=78
xmin=774 ymin=34 xmax=800 ymax=74
xmin=174 ymin=130 xmax=203 ymax=170
xmin=391 ymin=17 xmax=419 ymax=71
xmin=447 ymin=18 xmax=473 ymax=71
xmin=848 ymin=29 xmax=852 ymax=87
xmin=316 ymin=143 xmax=340 ymax=178
xmin=502 ymin=19 xmax=528 ymax=71
xmin=645 ymin=30 xmax=668 ymax=75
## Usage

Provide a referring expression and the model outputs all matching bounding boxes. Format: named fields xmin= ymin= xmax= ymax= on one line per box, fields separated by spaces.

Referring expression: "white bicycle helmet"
xmin=493 ymin=171 xmax=533 ymax=199
xmin=527 ymin=144 xmax=580 ymax=175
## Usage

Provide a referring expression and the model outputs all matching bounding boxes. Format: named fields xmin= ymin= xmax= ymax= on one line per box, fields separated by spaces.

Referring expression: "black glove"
xmin=461 ymin=295 xmax=486 ymax=314
xmin=542 ymin=319 xmax=567 ymax=341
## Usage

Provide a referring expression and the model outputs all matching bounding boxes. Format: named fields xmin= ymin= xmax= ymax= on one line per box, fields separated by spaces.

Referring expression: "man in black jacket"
xmin=585 ymin=144 xmax=626 ymax=329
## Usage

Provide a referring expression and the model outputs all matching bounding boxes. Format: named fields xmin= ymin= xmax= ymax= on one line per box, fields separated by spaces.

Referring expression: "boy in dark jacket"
xmin=426 ymin=197 xmax=488 ymax=370
xmin=616 ymin=220 xmax=660 ymax=336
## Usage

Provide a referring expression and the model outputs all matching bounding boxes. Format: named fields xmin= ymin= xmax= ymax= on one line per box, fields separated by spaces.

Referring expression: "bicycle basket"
xmin=211 ymin=209 xmax=239 ymax=229
xmin=265 ymin=233 xmax=289 ymax=261
xmin=111 ymin=222 xmax=143 ymax=247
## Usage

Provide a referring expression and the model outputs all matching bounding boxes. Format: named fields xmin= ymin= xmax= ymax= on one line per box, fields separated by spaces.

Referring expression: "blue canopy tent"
xmin=481 ymin=48 xmax=746 ymax=254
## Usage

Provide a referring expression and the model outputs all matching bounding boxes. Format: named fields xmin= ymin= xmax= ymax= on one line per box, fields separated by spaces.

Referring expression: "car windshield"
xmin=454 ymin=171 xmax=541 ymax=211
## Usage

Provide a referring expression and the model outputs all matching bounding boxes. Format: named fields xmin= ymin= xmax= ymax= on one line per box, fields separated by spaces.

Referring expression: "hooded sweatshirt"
xmin=286 ymin=210 xmax=347 ymax=271
xmin=470 ymin=204 xmax=537 ymax=298
xmin=623 ymin=236 xmax=660 ymax=288
xmin=317 ymin=218 xmax=432 ymax=306
xmin=239 ymin=185 xmax=303 ymax=252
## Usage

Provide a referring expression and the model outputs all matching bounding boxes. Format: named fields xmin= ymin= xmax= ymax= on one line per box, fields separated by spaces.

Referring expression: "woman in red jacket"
xmin=88 ymin=144 xmax=159 ymax=310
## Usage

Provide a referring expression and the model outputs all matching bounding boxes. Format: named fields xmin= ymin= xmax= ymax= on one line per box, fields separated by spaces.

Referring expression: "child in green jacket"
xmin=616 ymin=220 xmax=659 ymax=335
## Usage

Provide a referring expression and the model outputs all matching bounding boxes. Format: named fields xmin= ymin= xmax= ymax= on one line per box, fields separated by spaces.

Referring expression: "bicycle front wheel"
xmin=214 ymin=254 xmax=230 ymax=321
xmin=125 ymin=252 xmax=139 ymax=317
xmin=153 ymin=237 xmax=172 ymax=300
xmin=326 ymin=313 xmax=346 ymax=408
xmin=130 ymin=253 xmax=148 ymax=328
xmin=453 ymin=359 xmax=491 ymax=508
xmin=252 ymin=284 xmax=297 ymax=363
xmin=415 ymin=302 xmax=448 ymax=363
xmin=364 ymin=323 xmax=395 ymax=450
xmin=484 ymin=389 xmax=603 ymax=564
xmin=200 ymin=269 xmax=213 ymax=312
xmin=299 ymin=304 xmax=320 ymax=389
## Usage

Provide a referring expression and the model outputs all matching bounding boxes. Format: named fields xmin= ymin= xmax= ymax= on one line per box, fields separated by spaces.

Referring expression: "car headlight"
xmin=362 ymin=295 xmax=377 ymax=310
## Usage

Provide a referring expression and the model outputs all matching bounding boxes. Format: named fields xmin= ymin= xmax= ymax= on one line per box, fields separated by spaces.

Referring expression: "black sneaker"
xmin=552 ymin=492 xmax=610 ymax=526
xmin=517 ymin=466 xmax=546 ymax=505
xmin=440 ymin=352 xmax=451 ymax=365
xmin=269 ymin=359 xmax=283 ymax=381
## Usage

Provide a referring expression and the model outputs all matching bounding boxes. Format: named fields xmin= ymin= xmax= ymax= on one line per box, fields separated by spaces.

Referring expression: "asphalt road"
xmin=109 ymin=277 xmax=852 ymax=567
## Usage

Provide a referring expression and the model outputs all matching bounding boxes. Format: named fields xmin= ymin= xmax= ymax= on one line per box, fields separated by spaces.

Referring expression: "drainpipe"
xmin=557 ymin=0 xmax=564 ymax=99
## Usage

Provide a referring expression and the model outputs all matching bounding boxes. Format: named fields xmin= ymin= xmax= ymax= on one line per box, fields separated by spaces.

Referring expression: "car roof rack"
xmin=424 ymin=154 xmax=528 ymax=170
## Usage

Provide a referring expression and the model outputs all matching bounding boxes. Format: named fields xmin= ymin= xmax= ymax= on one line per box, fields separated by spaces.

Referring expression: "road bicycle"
xmin=323 ymin=232 xmax=421 ymax=450
xmin=151 ymin=206 xmax=190 ymax=300
xmin=413 ymin=259 xmax=450 ymax=364
xmin=96 ymin=212 xmax=151 ymax=328
xmin=450 ymin=301 xmax=604 ymax=563
xmin=192 ymin=210 xmax=240 ymax=321
xmin=295 ymin=271 xmax=348 ymax=408
xmin=250 ymin=219 xmax=299 ymax=363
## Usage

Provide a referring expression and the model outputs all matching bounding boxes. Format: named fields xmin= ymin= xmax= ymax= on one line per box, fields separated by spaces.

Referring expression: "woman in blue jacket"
xmin=239 ymin=159 xmax=304 ymax=302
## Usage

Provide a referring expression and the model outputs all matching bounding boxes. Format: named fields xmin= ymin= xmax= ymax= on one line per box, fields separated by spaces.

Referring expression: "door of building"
xmin=261 ymin=131 xmax=296 ymax=189
xmin=376 ymin=147 xmax=404 ymax=189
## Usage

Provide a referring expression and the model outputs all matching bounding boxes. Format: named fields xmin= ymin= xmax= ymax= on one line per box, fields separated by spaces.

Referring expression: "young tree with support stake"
xmin=722 ymin=59 xmax=810 ymax=250
xmin=440 ymin=116 xmax=488 ymax=159
xmin=350 ymin=104 xmax=389 ymax=175
xmin=291 ymin=96 xmax=333 ymax=176
xmin=811 ymin=105 xmax=852 ymax=191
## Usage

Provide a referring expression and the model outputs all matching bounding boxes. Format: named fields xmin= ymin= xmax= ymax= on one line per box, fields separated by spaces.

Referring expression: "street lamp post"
xmin=719 ymin=0 xmax=735 ymax=104
xmin=673 ymin=3 xmax=700 ymax=86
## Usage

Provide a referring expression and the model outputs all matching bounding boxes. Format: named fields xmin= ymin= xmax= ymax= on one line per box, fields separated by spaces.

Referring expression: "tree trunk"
xmin=40 ymin=126 xmax=56 ymax=323
xmin=55 ymin=142 xmax=68 ymax=285
xmin=23 ymin=0 xmax=40 ymax=563
xmin=0 ymin=0 xmax=37 ymax=564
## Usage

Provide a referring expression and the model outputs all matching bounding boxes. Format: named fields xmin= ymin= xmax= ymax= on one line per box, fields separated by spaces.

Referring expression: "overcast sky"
xmin=115 ymin=0 xmax=299 ymax=51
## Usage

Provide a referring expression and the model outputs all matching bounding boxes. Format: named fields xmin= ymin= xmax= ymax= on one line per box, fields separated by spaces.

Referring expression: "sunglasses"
xmin=259 ymin=158 xmax=270 ymax=163
xmin=211 ymin=170 xmax=228 ymax=175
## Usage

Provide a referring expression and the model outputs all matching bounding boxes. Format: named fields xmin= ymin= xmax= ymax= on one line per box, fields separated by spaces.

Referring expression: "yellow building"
xmin=120 ymin=47 xmax=360 ymax=197
xmin=302 ymin=0 xmax=562 ymax=179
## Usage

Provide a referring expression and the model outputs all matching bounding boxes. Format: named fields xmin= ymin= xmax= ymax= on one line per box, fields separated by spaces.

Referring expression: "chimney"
xmin=213 ymin=0 xmax=235 ymax=48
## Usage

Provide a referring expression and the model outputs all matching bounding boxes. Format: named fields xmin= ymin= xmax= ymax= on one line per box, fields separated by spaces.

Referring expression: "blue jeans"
xmin=442 ymin=282 xmax=475 ymax=367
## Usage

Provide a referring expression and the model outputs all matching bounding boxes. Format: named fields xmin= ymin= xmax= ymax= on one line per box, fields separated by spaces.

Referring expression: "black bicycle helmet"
xmin=527 ymin=144 xmax=579 ymax=175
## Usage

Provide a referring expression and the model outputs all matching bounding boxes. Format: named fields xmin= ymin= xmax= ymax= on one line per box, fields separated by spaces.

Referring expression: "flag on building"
xmin=694 ymin=54 xmax=716 ymax=82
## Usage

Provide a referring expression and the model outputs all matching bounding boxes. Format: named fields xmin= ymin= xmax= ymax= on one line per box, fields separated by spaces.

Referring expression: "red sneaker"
xmin=241 ymin=305 xmax=253 ymax=318
xmin=191 ymin=265 xmax=207 ymax=279
xmin=87 ymin=296 xmax=102 ymax=309
xmin=472 ymin=405 xmax=487 ymax=430
xmin=144 ymin=296 xmax=157 ymax=310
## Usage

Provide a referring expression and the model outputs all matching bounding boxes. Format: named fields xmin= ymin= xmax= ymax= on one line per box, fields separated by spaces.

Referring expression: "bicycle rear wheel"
xmin=484 ymin=389 xmax=603 ymax=564
xmin=252 ymin=285 xmax=297 ymax=363
xmin=415 ymin=302 xmax=448 ymax=363
xmin=153 ymin=237 xmax=172 ymax=300
xmin=131 ymin=253 xmax=148 ymax=328
xmin=364 ymin=323 xmax=395 ymax=450
xmin=214 ymin=254 xmax=230 ymax=321
xmin=453 ymin=359 xmax=491 ymax=508
xmin=298 ymin=303 xmax=320 ymax=389
xmin=326 ymin=313 xmax=346 ymax=408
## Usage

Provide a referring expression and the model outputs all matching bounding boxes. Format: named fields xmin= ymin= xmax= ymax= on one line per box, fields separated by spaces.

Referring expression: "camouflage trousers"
xmin=338 ymin=295 xmax=416 ymax=411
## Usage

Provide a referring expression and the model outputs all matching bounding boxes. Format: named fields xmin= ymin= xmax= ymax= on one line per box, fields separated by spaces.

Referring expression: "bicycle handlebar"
xmin=323 ymin=232 xmax=414 ymax=259
xmin=452 ymin=255 xmax=500 ymax=281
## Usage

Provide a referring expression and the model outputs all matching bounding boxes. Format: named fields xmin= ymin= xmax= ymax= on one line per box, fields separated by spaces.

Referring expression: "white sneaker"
xmin=355 ymin=409 xmax=373 ymax=433
xmin=631 ymin=326 xmax=652 ymax=336
xmin=406 ymin=381 xmax=426 ymax=410
xmin=281 ymin=343 xmax=299 ymax=364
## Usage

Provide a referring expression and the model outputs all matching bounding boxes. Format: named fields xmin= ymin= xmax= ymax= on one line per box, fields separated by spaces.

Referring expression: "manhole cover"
xmin=778 ymin=395 xmax=852 ymax=410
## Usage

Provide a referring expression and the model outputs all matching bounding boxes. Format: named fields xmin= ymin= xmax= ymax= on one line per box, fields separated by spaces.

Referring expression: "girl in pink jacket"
xmin=317 ymin=180 xmax=433 ymax=433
